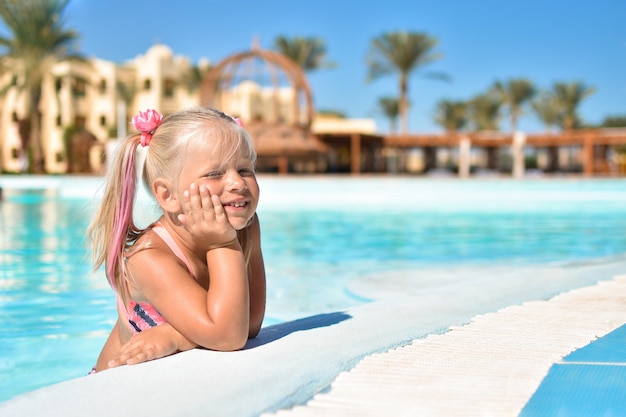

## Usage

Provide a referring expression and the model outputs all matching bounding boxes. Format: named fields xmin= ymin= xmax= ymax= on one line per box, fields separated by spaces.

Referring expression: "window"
xmin=74 ymin=116 xmax=86 ymax=129
xmin=99 ymin=79 xmax=107 ymax=94
xmin=56 ymin=115 xmax=62 ymax=126
xmin=163 ymin=79 xmax=174 ymax=98
xmin=100 ymin=115 xmax=106 ymax=126
xmin=143 ymin=79 xmax=151 ymax=90
xmin=72 ymin=79 xmax=86 ymax=97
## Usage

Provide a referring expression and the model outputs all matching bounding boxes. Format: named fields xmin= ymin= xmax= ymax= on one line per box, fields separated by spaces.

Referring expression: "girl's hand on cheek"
xmin=177 ymin=183 xmax=237 ymax=250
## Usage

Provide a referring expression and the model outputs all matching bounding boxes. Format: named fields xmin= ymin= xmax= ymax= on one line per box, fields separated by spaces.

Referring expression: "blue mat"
xmin=519 ymin=324 xmax=626 ymax=417
xmin=564 ymin=324 xmax=626 ymax=364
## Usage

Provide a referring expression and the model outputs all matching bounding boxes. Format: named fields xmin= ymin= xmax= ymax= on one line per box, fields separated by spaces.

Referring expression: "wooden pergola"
xmin=377 ymin=129 xmax=626 ymax=176
xmin=315 ymin=132 xmax=385 ymax=174
xmin=315 ymin=129 xmax=626 ymax=176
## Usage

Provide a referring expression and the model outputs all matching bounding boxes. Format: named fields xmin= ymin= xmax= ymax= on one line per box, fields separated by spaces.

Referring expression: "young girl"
xmin=88 ymin=107 xmax=266 ymax=372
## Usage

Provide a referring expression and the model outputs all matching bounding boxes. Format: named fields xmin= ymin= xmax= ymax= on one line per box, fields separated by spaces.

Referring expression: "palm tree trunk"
xmin=399 ymin=75 xmax=409 ymax=134
xmin=563 ymin=115 xmax=574 ymax=131
xmin=30 ymin=110 xmax=45 ymax=173
xmin=510 ymin=113 xmax=518 ymax=133
xmin=29 ymin=87 xmax=45 ymax=173
xmin=17 ymin=119 xmax=30 ymax=173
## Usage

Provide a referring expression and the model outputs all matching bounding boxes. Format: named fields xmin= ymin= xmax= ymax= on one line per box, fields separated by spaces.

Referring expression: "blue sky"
xmin=56 ymin=1 xmax=626 ymax=133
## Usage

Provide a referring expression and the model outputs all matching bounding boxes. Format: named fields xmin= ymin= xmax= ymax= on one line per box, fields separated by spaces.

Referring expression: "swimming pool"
xmin=2 ymin=175 xmax=626 ymax=402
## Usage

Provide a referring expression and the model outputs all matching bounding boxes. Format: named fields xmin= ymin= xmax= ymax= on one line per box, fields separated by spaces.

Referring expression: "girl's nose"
xmin=225 ymin=170 xmax=247 ymax=191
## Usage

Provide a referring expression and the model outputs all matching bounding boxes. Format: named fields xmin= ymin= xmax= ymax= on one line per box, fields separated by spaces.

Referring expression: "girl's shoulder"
xmin=129 ymin=226 xmax=168 ymax=256
xmin=125 ymin=233 xmax=194 ymax=293
xmin=127 ymin=225 xmax=194 ymax=277
xmin=125 ymin=239 xmax=192 ymax=303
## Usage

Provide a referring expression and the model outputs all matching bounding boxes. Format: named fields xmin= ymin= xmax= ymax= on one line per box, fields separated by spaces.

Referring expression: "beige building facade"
xmin=0 ymin=45 xmax=203 ymax=173
xmin=0 ymin=44 xmax=377 ymax=174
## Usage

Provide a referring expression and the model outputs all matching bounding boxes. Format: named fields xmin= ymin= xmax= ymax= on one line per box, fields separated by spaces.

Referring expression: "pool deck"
xmin=1 ymin=273 xmax=626 ymax=417
xmin=263 ymin=275 xmax=626 ymax=417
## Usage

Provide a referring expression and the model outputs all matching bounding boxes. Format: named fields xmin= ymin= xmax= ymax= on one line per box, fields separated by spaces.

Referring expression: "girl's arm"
xmin=247 ymin=214 xmax=266 ymax=338
xmin=125 ymin=240 xmax=249 ymax=351
xmin=125 ymin=185 xmax=252 ymax=351
xmin=94 ymin=320 xmax=122 ymax=371
xmin=106 ymin=215 xmax=266 ymax=369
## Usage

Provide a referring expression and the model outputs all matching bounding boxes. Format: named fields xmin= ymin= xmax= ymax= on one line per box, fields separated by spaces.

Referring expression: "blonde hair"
xmin=88 ymin=107 xmax=257 ymax=304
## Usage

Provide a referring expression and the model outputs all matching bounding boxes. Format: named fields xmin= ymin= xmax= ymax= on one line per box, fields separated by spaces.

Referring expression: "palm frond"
xmin=273 ymin=35 xmax=335 ymax=72
xmin=434 ymin=99 xmax=468 ymax=132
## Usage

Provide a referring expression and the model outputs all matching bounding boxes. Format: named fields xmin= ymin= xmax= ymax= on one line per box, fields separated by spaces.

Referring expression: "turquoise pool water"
xmin=2 ymin=175 xmax=626 ymax=402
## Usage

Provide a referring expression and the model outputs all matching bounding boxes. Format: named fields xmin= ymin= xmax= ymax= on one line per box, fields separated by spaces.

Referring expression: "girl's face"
xmin=177 ymin=141 xmax=259 ymax=231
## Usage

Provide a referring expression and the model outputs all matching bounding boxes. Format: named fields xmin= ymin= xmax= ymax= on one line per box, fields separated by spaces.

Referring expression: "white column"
xmin=458 ymin=137 xmax=471 ymax=178
xmin=512 ymin=131 xmax=526 ymax=179
xmin=117 ymin=100 xmax=127 ymax=139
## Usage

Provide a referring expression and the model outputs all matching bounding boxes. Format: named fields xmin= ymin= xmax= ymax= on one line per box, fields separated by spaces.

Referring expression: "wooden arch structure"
xmin=199 ymin=47 xmax=326 ymax=173
xmin=200 ymin=47 xmax=314 ymax=126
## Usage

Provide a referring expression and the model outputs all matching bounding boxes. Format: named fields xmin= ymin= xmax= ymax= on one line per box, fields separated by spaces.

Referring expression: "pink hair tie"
xmin=132 ymin=109 xmax=163 ymax=147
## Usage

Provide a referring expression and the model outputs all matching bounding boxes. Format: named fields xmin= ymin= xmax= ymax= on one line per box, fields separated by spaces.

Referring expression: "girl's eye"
xmin=238 ymin=168 xmax=255 ymax=176
xmin=206 ymin=171 xmax=223 ymax=178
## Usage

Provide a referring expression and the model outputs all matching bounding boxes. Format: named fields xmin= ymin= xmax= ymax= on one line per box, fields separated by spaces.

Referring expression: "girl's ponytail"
xmin=88 ymin=134 xmax=143 ymax=303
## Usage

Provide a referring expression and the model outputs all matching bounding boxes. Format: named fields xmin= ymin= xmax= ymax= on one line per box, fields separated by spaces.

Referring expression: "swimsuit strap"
xmin=152 ymin=222 xmax=194 ymax=275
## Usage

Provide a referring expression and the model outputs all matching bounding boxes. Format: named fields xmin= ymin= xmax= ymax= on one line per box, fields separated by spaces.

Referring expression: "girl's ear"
xmin=153 ymin=178 xmax=181 ymax=213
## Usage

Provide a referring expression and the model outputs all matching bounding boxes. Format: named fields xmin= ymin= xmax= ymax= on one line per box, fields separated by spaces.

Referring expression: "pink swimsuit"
xmin=123 ymin=223 xmax=194 ymax=333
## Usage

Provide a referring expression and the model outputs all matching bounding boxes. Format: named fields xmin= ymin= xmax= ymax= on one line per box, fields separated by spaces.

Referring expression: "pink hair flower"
xmin=231 ymin=116 xmax=244 ymax=128
xmin=132 ymin=109 xmax=163 ymax=147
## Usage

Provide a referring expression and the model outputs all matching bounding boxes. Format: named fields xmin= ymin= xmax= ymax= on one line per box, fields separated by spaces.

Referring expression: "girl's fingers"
xmin=108 ymin=343 xmax=156 ymax=368
xmin=107 ymin=357 xmax=122 ymax=368
xmin=199 ymin=185 xmax=213 ymax=213
xmin=183 ymin=184 xmax=215 ymax=221
xmin=179 ymin=184 xmax=206 ymax=224
xmin=107 ymin=351 xmax=130 ymax=368
xmin=188 ymin=183 xmax=203 ymax=218
xmin=178 ymin=188 xmax=192 ymax=224
xmin=125 ymin=350 xmax=152 ymax=365
xmin=211 ymin=194 xmax=225 ymax=218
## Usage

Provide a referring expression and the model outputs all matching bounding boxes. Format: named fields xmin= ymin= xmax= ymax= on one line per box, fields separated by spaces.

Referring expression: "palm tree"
xmin=552 ymin=81 xmax=596 ymax=130
xmin=114 ymin=72 xmax=137 ymax=138
xmin=493 ymin=78 xmax=536 ymax=133
xmin=273 ymin=36 xmax=335 ymax=72
xmin=601 ymin=115 xmax=626 ymax=128
xmin=182 ymin=63 xmax=212 ymax=93
xmin=468 ymin=93 xmax=502 ymax=131
xmin=377 ymin=97 xmax=400 ymax=133
xmin=366 ymin=31 xmax=446 ymax=133
xmin=434 ymin=99 xmax=468 ymax=132
xmin=0 ymin=0 xmax=80 ymax=173
xmin=317 ymin=109 xmax=346 ymax=118
xmin=530 ymin=92 xmax=561 ymax=132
